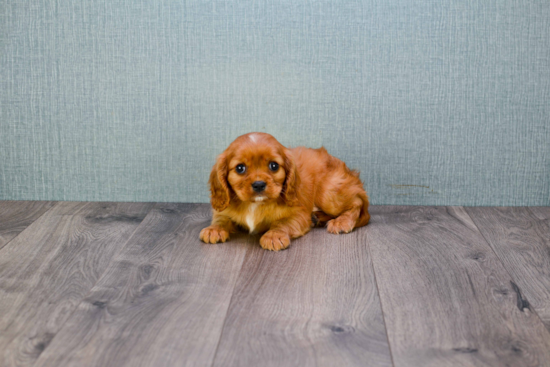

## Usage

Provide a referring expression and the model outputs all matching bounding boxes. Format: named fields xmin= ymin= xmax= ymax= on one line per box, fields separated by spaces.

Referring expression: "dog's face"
xmin=209 ymin=133 xmax=297 ymax=211
xmin=227 ymin=143 xmax=286 ymax=203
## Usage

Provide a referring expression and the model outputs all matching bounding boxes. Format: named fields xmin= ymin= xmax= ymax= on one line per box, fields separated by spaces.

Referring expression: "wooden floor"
xmin=1 ymin=202 xmax=549 ymax=367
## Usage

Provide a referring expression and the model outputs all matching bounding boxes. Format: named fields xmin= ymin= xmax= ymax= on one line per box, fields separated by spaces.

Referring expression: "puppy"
xmin=199 ymin=132 xmax=370 ymax=251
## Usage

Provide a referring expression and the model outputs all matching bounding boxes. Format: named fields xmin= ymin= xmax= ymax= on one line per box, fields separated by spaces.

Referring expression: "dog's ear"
xmin=209 ymin=153 xmax=231 ymax=212
xmin=282 ymin=149 xmax=299 ymax=206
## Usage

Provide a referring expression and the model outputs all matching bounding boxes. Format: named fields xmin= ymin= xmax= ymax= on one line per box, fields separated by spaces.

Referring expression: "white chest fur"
xmin=245 ymin=203 xmax=259 ymax=234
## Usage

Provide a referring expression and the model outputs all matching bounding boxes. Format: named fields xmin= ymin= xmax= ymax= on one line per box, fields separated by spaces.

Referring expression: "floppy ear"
xmin=282 ymin=149 xmax=299 ymax=206
xmin=209 ymin=153 xmax=231 ymax=212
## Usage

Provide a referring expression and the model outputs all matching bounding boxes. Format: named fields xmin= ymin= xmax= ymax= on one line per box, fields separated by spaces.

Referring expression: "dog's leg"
xmin=200 ymin=212 xmax=237 ymax=244
xmin=260 ymin=211 xmax=311 ymax=251
xmin=326 ymin=195 xmax=370 ymax=234
xmin=312 ymin=211 xmax=334 ymax=227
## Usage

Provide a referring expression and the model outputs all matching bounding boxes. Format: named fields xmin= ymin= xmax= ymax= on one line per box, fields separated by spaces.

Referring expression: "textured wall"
xmin=1 ymin=0 xmax=549 ymax=205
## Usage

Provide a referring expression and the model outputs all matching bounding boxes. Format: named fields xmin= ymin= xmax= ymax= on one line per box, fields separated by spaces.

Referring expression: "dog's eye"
xmin=235 ymin=164 xmax=246 ymax=174
xmin=269 ymin=162 xmax=279 ymax=172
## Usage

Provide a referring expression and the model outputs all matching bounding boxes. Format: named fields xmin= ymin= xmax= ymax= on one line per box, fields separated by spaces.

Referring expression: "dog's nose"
xmin=252 ymin=181 xmax=267 ymax=193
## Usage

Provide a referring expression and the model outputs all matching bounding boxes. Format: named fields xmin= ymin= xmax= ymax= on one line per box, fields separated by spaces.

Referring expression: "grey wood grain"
xmin=367 ymin=206 xmax=550 ymax=367
xmin=212 ymin=226 xmax=393 ymax=367
xmin=0 ymin=201 xmax=56 ymax=249
xmin=529 ymin=207 xmax=550 ymax=221
xmin=33 ymin=203 xmax=251 ymax=367
xmin=466 ymin=207 xmax=550 ymax=332
xmin=0 ymin=201 xmax=154 ymax=367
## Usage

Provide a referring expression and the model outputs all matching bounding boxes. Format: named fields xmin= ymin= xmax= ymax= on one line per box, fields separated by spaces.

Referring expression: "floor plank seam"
xmin=364 ymin=226 xmax=397 ymax=367
xmin=0 ymin=201 xmax=59 ymax=252
xmin=29 ymin=203 xmax=159 ymax=367
xmin=464 ymin=207 xmax=550 ymax=337
xmin=208 ymin=244 xmax=251 ymax=367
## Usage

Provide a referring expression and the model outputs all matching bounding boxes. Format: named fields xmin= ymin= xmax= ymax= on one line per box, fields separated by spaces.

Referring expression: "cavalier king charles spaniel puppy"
xmin=200 ymin=132 xmax=370 ymax=251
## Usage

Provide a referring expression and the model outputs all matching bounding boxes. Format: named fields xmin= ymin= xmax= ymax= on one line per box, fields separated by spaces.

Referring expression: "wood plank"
xmin=529 ymin=207 xmax=550 ymax=221
xmin=0 ymin=201 xmax=154 ymax=367
xmin=367 ymin=206 xmax=550 ymax=367
xmin=34 ymin=203 xmax=251 ymax=367
xmin=0 ymin=201 xmax=56 ymax=249
xmin=212 ymin=226 xmax=393 ymax=367
xmin=466 ymin=207 xmax=550 ymax=332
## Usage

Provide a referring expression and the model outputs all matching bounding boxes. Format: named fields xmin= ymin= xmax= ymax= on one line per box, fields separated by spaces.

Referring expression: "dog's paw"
xmin=260 ymin=230 xmax=290 ymax=251
xmin=200 ymin=226 xmax=230 ymax=244
xmin=327 ymin=217 xmax=355 ymax=234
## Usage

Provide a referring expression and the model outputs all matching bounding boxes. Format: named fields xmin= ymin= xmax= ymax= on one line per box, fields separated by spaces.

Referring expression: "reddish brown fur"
xmin=199 ymin=132 xmax=370 ymax=251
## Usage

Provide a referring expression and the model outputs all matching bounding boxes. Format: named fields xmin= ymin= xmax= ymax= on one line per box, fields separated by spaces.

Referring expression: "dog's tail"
xmin=355 ymin=191 xmax=371 ymax=228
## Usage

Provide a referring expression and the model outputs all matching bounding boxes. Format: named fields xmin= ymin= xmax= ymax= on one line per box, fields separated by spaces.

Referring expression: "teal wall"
xmin=1 ymin=0 xmax=549 ymax=205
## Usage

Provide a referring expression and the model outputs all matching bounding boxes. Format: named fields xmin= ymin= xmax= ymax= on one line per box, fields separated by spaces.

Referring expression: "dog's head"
xmin=209 ymin=132 xmax=298 ymax=211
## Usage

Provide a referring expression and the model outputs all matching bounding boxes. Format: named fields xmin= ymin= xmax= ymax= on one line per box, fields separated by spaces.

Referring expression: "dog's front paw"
xmin=200 ymin=226 xmax=230 ymax=244
xmin=327 ymin=217 xmax=354 ymax=234
xmin=260 ymin=230 xmax=290 ymax=251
